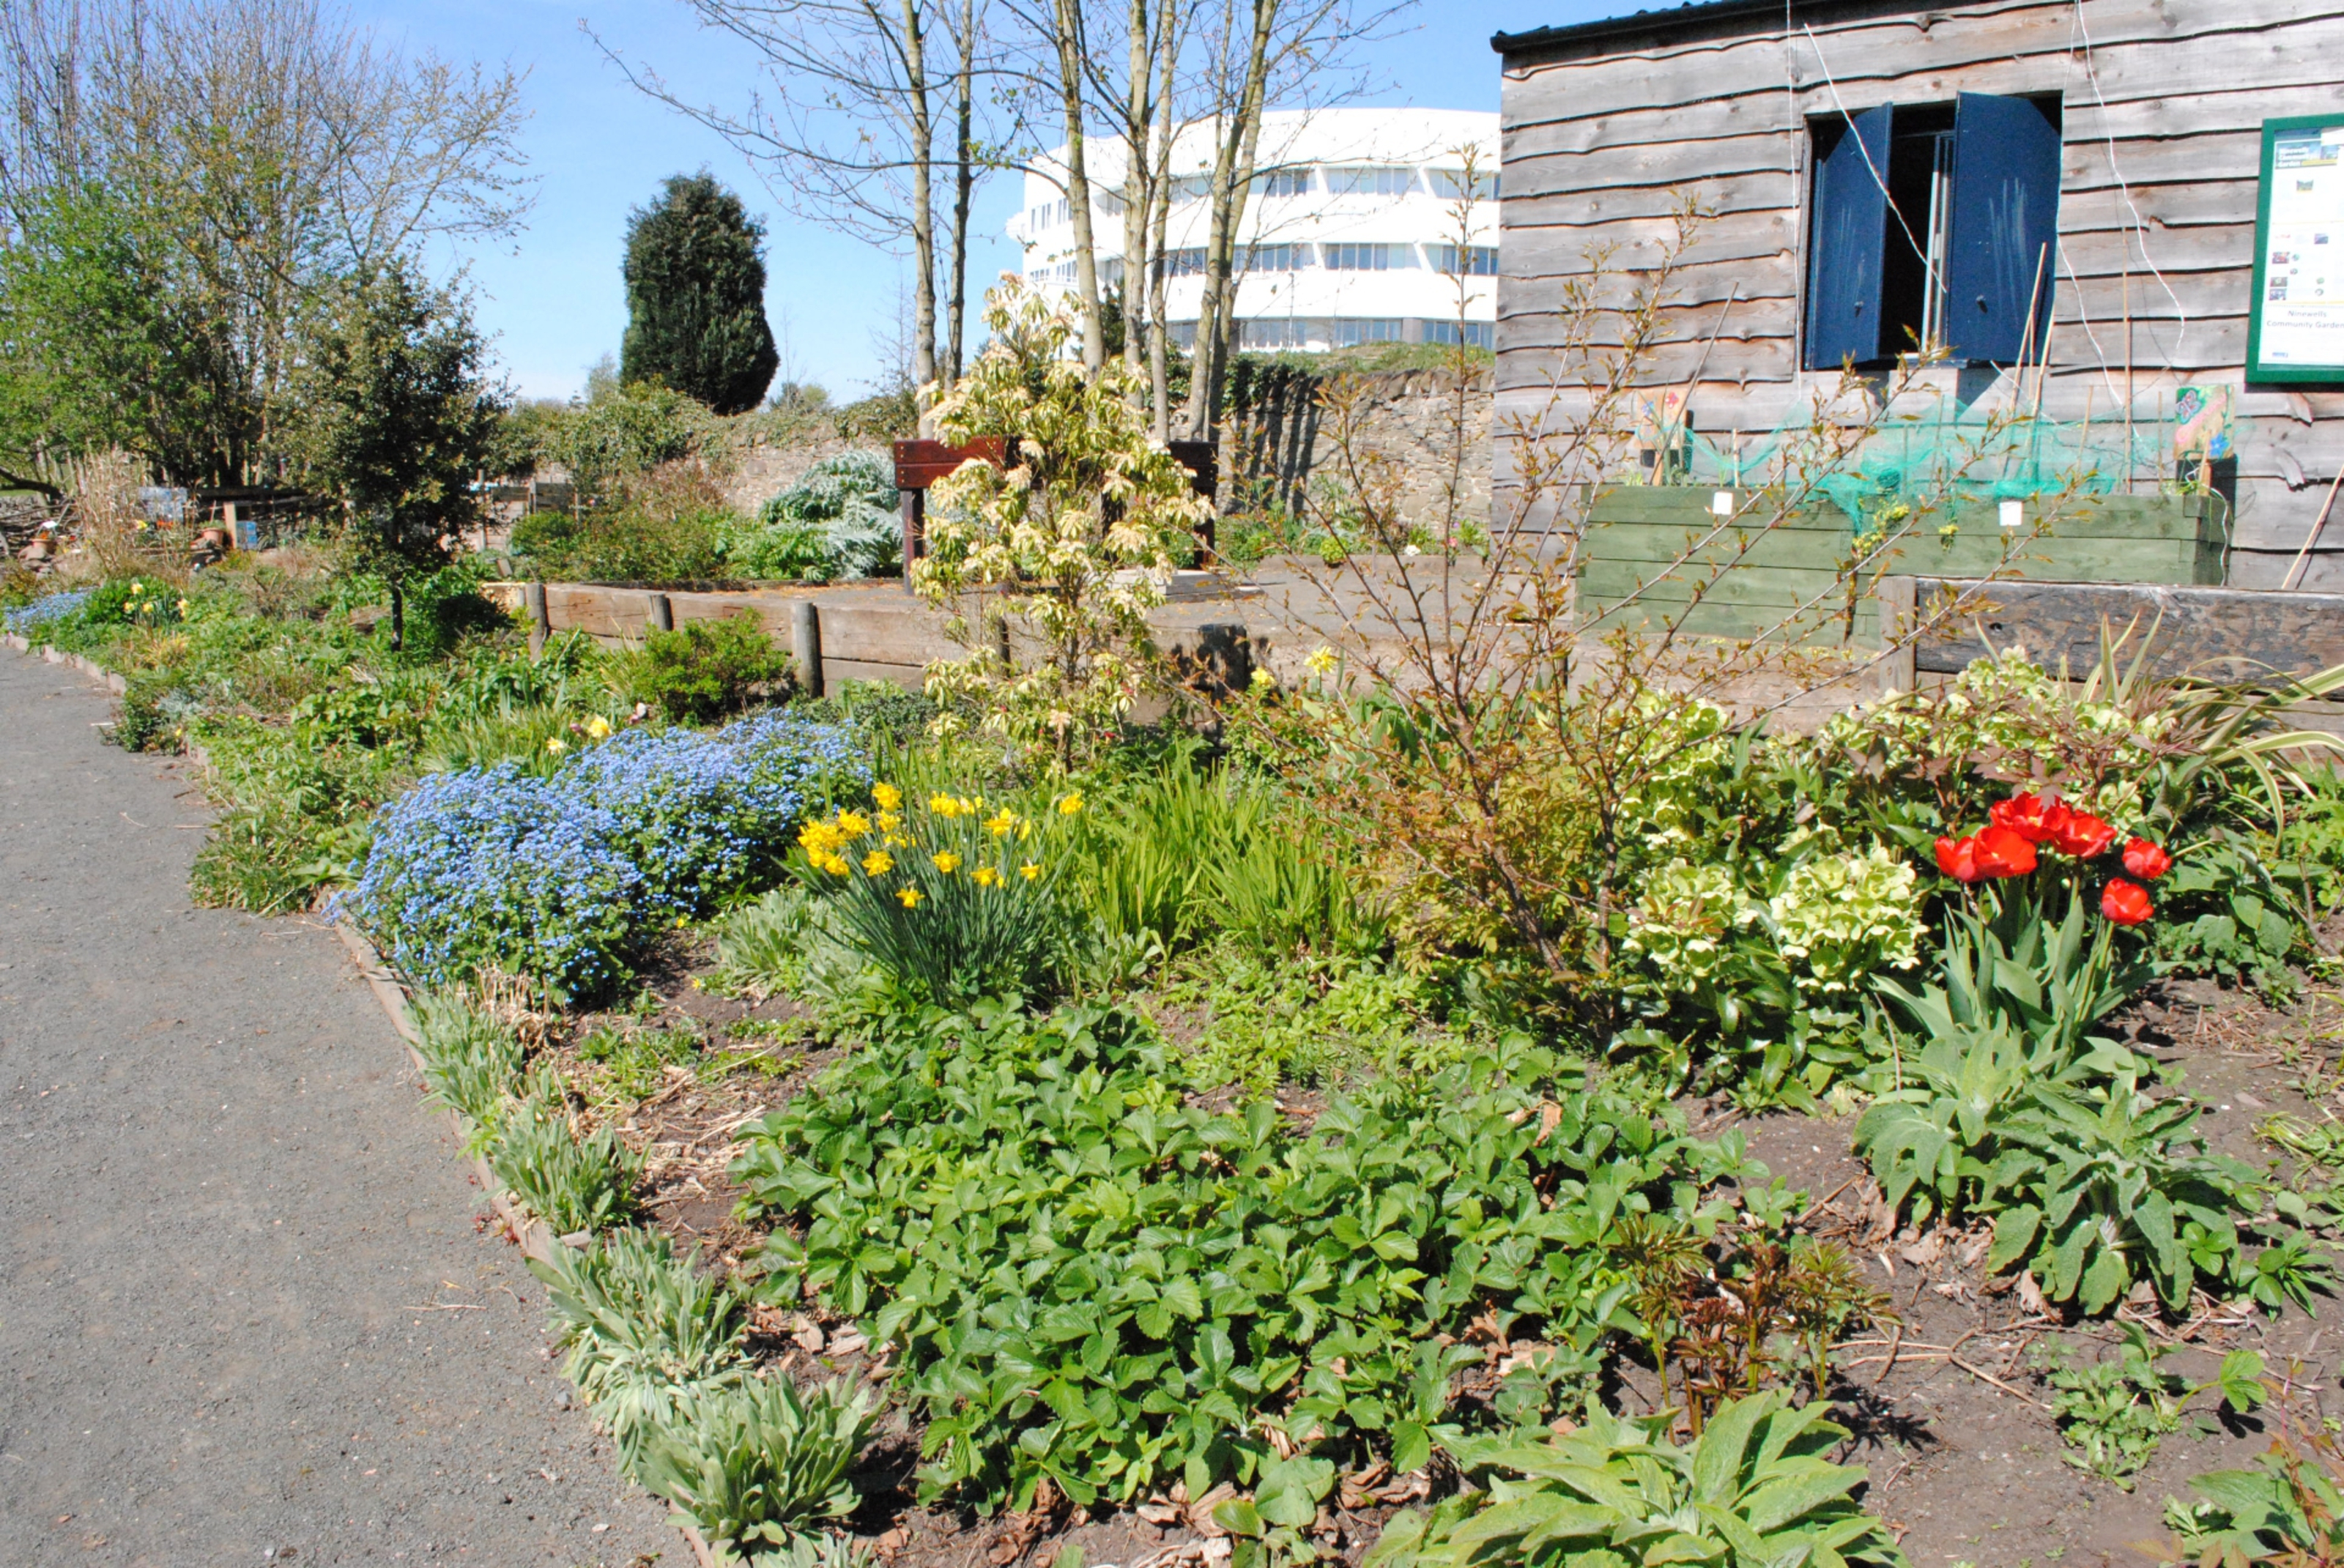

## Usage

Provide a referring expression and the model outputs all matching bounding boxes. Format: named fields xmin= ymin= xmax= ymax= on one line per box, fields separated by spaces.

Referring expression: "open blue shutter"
xmin=1945 ymin=93 xmax=2062 ymax=362
xmin=1805 ymin=104 xmax=1894 ymax=370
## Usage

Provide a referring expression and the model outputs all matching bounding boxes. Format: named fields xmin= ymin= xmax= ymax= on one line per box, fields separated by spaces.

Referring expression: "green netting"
xmin=1666 ymin=401 xmax=2188 ymax=529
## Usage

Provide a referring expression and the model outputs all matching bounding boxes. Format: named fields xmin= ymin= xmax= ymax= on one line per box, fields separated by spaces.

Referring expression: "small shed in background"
xmin=1490 ymin=0 xmax=2344 ymax=590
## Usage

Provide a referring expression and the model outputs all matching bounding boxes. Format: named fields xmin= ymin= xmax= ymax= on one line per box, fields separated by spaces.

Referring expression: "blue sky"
xmin=349 ymin=0 xmax=1614 ymax=402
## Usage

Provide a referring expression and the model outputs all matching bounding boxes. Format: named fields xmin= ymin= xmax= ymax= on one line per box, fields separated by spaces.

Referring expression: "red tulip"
xmin=2101 ymin=878 xmax=2154 ymax=926
xmin=2052 ymin=811 xmax=2118 ymax=859
xmin=1990 ymin=792 xmax=2067 ymax=845
xmin=1973 ymin=824 xmax=2039 ymax=878
xmin=2122 ymin=838 xmax=2173 ymax=881
xmin=1935 ymin=835 xmax=1984 ymax=883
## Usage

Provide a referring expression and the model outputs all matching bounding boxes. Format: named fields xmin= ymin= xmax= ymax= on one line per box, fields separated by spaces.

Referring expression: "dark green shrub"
xmin=623 ymin=612 xmax=793 ymax=724
xmin=620 ymin=173 xmax=779 ymax=416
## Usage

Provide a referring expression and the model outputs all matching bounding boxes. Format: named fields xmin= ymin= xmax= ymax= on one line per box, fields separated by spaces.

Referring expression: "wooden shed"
xmin=1491 ymin=0 xmax=2344 ymax=589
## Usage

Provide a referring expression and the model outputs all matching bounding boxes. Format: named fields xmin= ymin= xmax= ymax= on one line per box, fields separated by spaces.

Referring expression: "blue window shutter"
xmin=1946 ymin=94 xmax=2062 ymax=362
xmin=1805 ymin=104 xmax=1894 ymax=370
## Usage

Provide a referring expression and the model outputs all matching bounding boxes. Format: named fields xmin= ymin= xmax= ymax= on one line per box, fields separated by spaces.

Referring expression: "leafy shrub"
xmin=639 ymin=1376 xmax=880 ymax=1560
xmin=489 ymin=1080 xmax=640 ymax=1234
xmin=1362 ymin=1391 xmax=1906 ymax=1568
xmin=1157 ymin=940 xmax=1459 ymax=1093
xmin=732 ymin=1005 xmax=1755 ymax=1512
xmin=726 ymin=450 xmax=901 ymax=582
xmin=533 ymin=1227 xmax=751 ymax=1465
xmin=622 ymin=612 xmax=794 ymax=724
xmin=511 ymin=502 xmax=732 ymax=584
xmin=409 ymin=989 xmax=525 ymax=1151
xmin=189 ymin=799 xmax=355 ymax=915
xmin=346 ymin=710 xmax=862 ymax=997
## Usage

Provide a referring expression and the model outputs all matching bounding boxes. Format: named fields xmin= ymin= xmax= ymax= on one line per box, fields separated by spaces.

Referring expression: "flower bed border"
xmin=2 ymin=636 xmax=726 ymax=1568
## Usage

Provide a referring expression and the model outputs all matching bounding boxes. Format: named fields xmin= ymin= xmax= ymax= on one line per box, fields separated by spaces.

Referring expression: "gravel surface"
xmin=0 ymin=651 xmax=676 ymax=1567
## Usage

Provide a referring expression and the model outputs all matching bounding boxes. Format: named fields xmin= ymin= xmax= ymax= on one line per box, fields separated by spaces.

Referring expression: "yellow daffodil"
xmin=130 ymin=581 xmax=145 ymax=593
xmin=584 ymin=715 xmax=612 ymax=740
xmin=897 ymin=886 xmax=922 ymax=908
xmin=1305 ymin=645 xmax=1339 ymax=677
xmin=1248 ymin=668 xmax=1275 ymax=695
xmin=958 ymin=795 xmax=981 ymax=816
xmin=873 ymin=782 xmax=902 ymax=810
xmin=930 ymin=793 xmax=961 ymax=817
xmin=1020 ymin=861 xmax=1042 ymax=881
xmin=545 ymin=737 xmax=567 ymax=754
xmin=176 ymin=598 xmax=190 ymax=617
xmin=1056 ymin=792 xmax=1084 ymax=817
xmin=1017 ymin=819 xmax=1033 ymax=841
xmin=932 ymin=851 xmax=962 ymax=874
xmin=883 ymin=832 xmax=908 ymax=847
xmin=971 ymin=866 xmax=1001 ymax=888
xmin=875 ymin=811 xmax=902 ymax=833
xmin=837 ymin=810 xmax=871 ymax=838
xmin=861 ymin=850 xmax=894 ymax=875
xmin=984 ymin=809 xmax=1018 ymax=839
xmin=818 ymin=852 xmax=851 ymax=875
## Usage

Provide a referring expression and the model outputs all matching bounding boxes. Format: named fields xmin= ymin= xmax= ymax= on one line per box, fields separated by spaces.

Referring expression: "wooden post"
xmin=791 ymin=600 xmax=823 ymax=698
xmin=524 ymin=580 xmax=549 ymax=658
xmin=1871 ymin=573 xmax=1916 ymax=702
xmin=646 ymin=592 xmax=674 ymax=633
xmin=900 ymin=488 xmax=924 ymax=597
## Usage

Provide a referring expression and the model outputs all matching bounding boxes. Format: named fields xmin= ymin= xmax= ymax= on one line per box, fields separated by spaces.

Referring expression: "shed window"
xmin=1803 ymin=93 xmax=2061 ymax=368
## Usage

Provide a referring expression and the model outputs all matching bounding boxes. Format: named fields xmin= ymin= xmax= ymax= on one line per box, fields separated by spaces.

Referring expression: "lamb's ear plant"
xmin=530 ymin=1228 xmax=750 ymax=1467
xmin=489 ymin=1076 xmax=639 ymax=1235
xmin=408 ymin=988 xmax=524 ymax=1152
xmin=637 ymin=1374 xmax=881 ymax=1564
xmin=1363 ymin=1390 xmax=1906 ymax=1568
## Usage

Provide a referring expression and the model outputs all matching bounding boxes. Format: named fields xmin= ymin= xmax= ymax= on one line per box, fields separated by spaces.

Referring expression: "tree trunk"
xmin=945 ymin=0 xmax=978 ymax=382
xmin=1050 ymin=0 xmax=1105 ymax=376
xmin=388 ymin=577 xmax=406 ymax=653
xmin=901 ymin=0 xmax=941 ymax=402
xmin=1146 ymin=1 xmax=1179 ymax=441
xmin=1119 ymin=0 xmax=1155 ymax=390
xmin=1183 ymin=0 xmax=1277 ymax=440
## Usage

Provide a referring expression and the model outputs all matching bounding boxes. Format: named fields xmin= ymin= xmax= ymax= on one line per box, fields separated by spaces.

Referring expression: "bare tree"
xmin=0 ymin=0 xmax=530 ymax=484
xmin=593 ymin=1 xmax=1000 ymax=406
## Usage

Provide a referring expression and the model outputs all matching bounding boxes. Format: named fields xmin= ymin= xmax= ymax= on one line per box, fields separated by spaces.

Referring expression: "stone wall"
xmin=1220 ymin=364 xmax=1493 ymax=532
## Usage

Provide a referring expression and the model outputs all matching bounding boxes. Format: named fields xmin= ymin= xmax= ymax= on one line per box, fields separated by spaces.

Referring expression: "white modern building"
xmin=1007 ymin=107 xmax=1498 ymax=353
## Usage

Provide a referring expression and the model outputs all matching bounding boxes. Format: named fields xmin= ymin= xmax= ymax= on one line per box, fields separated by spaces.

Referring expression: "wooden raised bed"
xmin=1576 ymin=488 xmax=2225 ymax=644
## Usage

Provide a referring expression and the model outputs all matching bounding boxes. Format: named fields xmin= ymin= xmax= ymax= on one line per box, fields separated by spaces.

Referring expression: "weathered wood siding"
xmin=1495 ymin=0 xmax=2344 ymax=587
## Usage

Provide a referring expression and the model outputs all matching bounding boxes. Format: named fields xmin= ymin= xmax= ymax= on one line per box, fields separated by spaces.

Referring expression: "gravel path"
xmin=0 ymin=652 xmax=675 ymax=1567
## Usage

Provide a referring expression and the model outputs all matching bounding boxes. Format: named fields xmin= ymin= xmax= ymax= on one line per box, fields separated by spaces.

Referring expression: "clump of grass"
xmin=576 ymin=1021 xmax=705 ymax=1100
xmin=489 ymin=1077 xmax=639 ymax=1233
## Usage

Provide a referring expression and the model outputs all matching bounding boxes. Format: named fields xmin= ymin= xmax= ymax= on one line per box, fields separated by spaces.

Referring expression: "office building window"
xmin=1325 ymin=165 xmax=1420 ymax=197
xmin=1159 ymin=248 xmax=1209 ymax=278
xmin=1430 ymin=244 xmax=1499 ymax=276
xmin=1322 ymin=242 xmax=1414 ymax=271
xmin=1423 ymin=319 xmax=1494 ymax=349
xmin=1332 ymin=318 xmax=1405 ymax=346
xmin=1240 ymin=317 xmax=1314 ymax=349
xmin=1253 ymin=167 xmax=1314 ymax=198
xmin=1244 ymin=243 xmax=1314 ymax=272
xmin=1170 ymin=174 xmax=1214 ymax=204
xmin=1426 ymin=168 xmax=1498 ymax=201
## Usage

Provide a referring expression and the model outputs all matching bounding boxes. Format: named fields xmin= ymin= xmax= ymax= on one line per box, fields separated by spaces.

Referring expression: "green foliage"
xmin=578 ymin=1020 xmax=706 ymax=1101
xmin=1855 ymin=893 xmax=2313 ymax=1315
xmin=620 ymin=174 xmax=779 ymax=417
xmin=531 ymin=1227 xmax=752 ymax=1466
xmin=283 ymin=259 xmax=505 ymax=650
xmin=621 ymin=612 xmax=794 ymax=724
xmin=1362 ymin=1391 xmax=1904 ymax=1568
xmin=732 ymin=1003 xmax=1754 ymax=1512
xmin=2039 ymin=1326 xmax=2263 ymax=1490
xmin=188 ymin=798 xmax=354 ymax=914
xmin=1156 ymin=940 xmax=1462 ymax=1094
xmin=2165 ymin=1405 xmax=2344 ymax=1568
xmin=639 ymin=1376 xmax=881 ymax=1563
xmin=508 ymin=497 xmax=732 ymax=584
xmin=543 ymin=380 xmax=721 ymax=505
xmin=726 ymin=451 xmax=901 ymax=583
xmin=409 ymin=989 xmax=525 ymax=1152
xmin=1066 ymin=751 xmax=1382 ymax=957
xmin=490 ymin=1080 xmax=641 ymax=1234
xmin=2154 ymin=831 xmax=2304 ymax=996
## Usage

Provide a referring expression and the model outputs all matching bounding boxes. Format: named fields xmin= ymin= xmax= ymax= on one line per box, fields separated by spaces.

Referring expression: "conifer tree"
xmin=619 ymin=174 xmax=779 ymax=415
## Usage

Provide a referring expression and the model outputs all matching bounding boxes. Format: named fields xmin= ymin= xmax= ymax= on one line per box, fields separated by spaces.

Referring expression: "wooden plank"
xmin=1581 ymin=596 xmax=1882 ymax=644
xmin=808 ymin=603 xmax=964 ymax=664
xmin=821 ymin=657 xmax=929 ymax=692
xmin=1502 ymin=212 xmax=1795 ymax=271
xmin=1500 ymin=1 xmax=2344 ymax=126
xmin=894 ymin=437 xmax=1006 ymax=489
xmin=1900 ymin=576 xmax=2344 ymax=678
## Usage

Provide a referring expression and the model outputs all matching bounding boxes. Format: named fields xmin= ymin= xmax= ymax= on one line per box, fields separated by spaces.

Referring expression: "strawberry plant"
xmin=731 ymin=1003 xmax=1757 ymax=1512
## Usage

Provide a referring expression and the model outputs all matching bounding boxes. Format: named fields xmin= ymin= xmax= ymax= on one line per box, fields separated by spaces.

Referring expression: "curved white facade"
xmin=1009 ymin=107 xmax=1498 ymax=353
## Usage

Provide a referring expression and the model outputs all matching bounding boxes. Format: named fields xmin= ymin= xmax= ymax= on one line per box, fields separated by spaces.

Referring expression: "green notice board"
xmin=2250 ymin=116 xmax=2344 ymax=384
